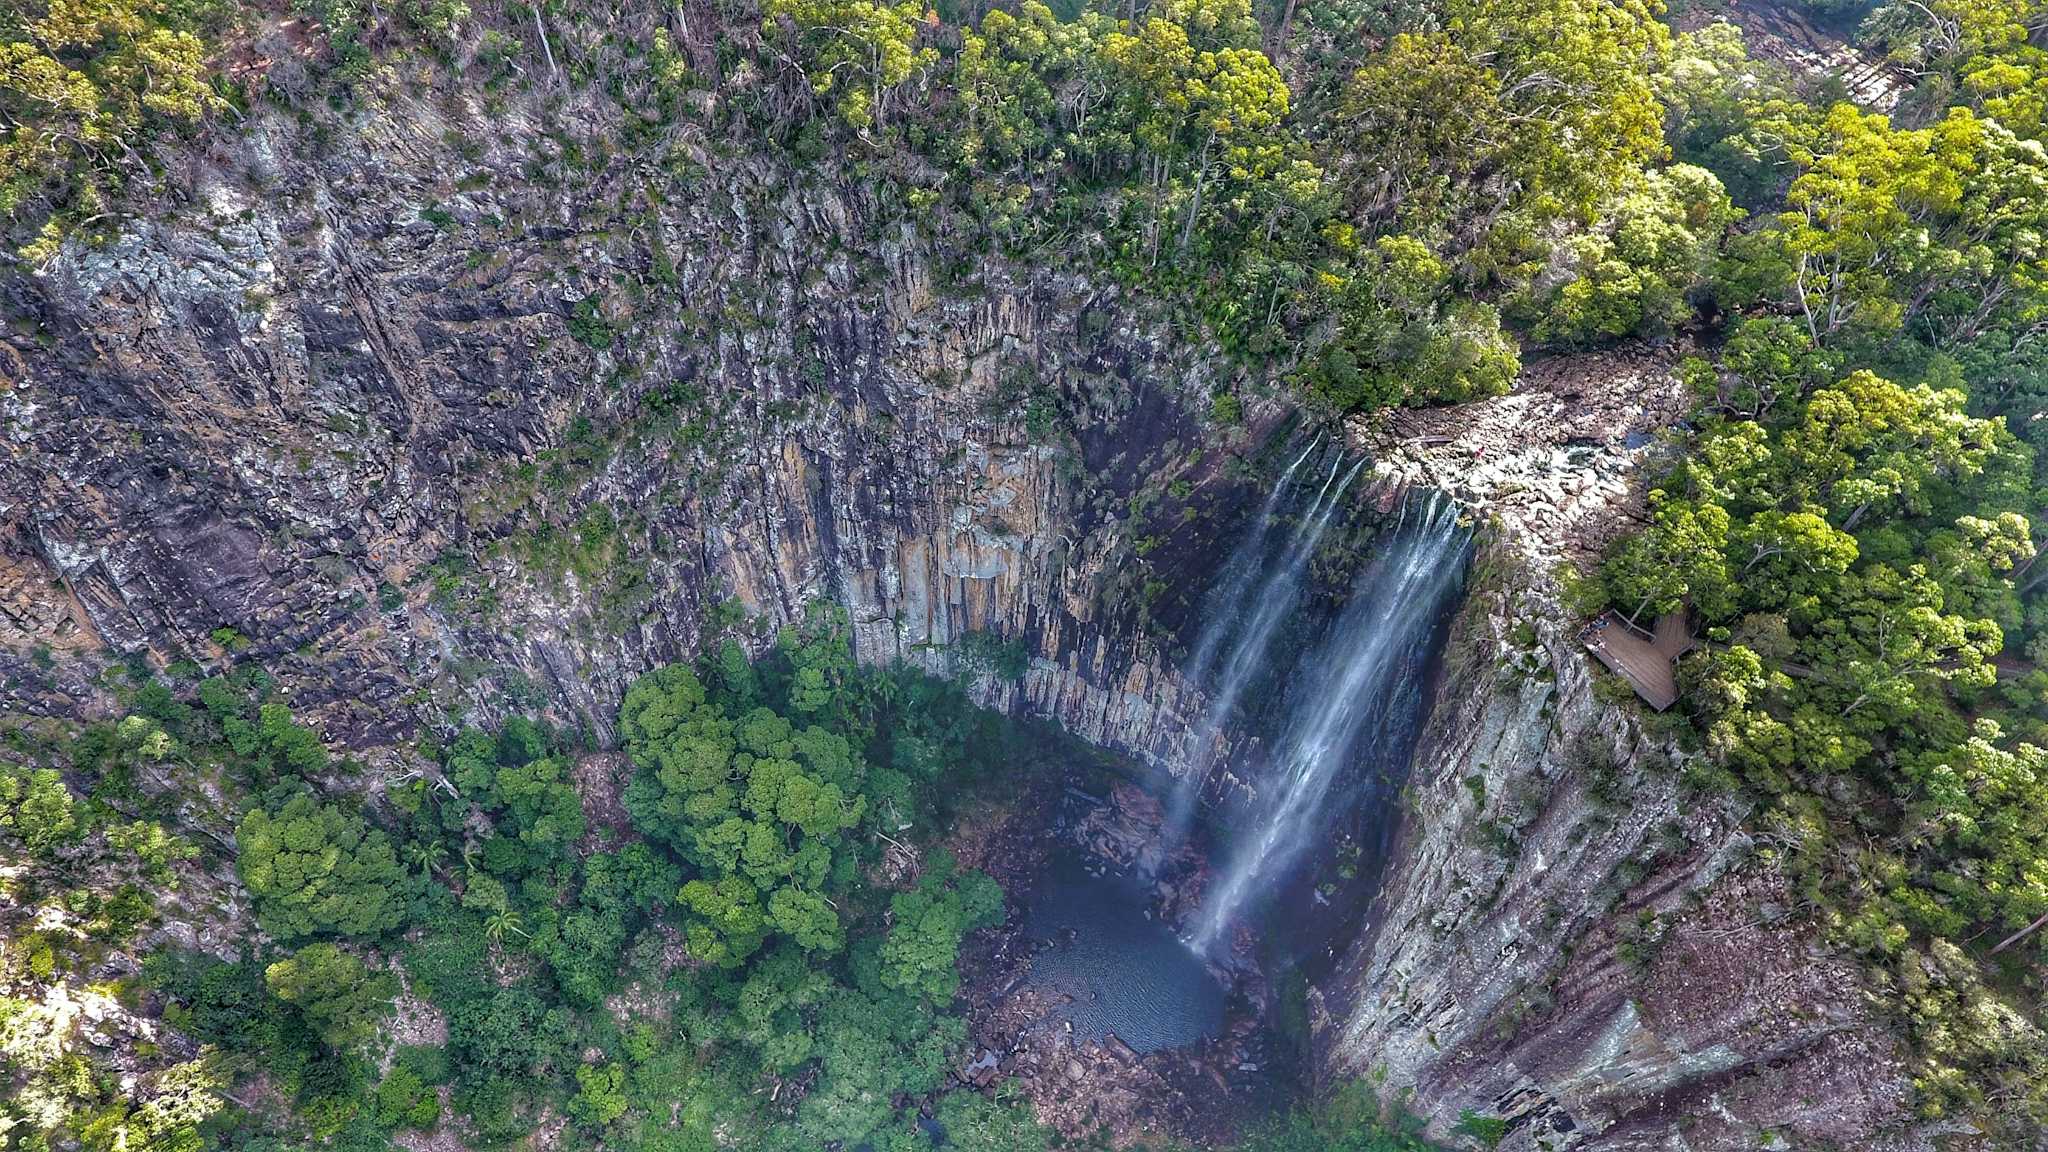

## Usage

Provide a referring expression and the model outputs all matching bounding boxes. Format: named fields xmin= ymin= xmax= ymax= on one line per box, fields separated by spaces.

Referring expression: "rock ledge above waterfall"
xmin=1362 ymin=344 xmax=1691 ymax=576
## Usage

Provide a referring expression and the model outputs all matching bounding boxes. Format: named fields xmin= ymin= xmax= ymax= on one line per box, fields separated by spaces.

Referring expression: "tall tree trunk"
xmin=534 ymin=6 xmax=560 ymax=80
xmin=1991 ymin=909 xmax=2048 ymax=956
xmin=1177 ymin=134 xmax=1214 ymax=252
xmin=1273 ymin=0 xmax=1300 ymax=54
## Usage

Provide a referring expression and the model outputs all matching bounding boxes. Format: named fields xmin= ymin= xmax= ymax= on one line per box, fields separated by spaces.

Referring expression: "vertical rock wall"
xmin=0 ymin=87 xmax=1255 ymax=765
xmin=1320 ymin=357 xmax=1931 ymax=1152
xmin=0 ymin=52 xmax=1939 ymax=1152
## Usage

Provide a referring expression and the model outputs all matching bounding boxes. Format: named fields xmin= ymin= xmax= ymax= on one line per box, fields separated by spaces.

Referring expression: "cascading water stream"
xmin=1180 ymin=437 xmax=1321 ymax=684
xmin=1188 ymin=495 xmax=1472 ymax=957
xmin=1149 ymin=445 xmax=1364 ymax=872
xmin=1197 ymin=457 xmax=1365 ymax=738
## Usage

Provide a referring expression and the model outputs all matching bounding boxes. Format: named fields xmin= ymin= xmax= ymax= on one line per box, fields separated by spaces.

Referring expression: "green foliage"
xmin=601 ymin=614 xmax=1005 ymax=1148
xmin=529 ymin=843 xmax=678 ymax=1006
xmin=1602 ymin=24 xmax=2048 ymax=1095
xmin=570 ymin=1060 xmax=629 ymax=1129
xmin=878 ymin=852 xmax=1006 ymax=1003
xmin=445 ymin=720 xmax=587 ymax=865
xmin=106 ymin=819 xmax=197 ymax=884
xmin=1528 ymin=165 xmax=1742 ymax=345
xmin=264 ymin=944 xmax=397 ymax=1051
xmin=1297 ymin=235 xmax=1520 ymax=412
xmin=44 ymin=0 xmax=2048 ymax=1137
xmin=236 ymin=790 xmax=413 ymax=941
xmin=143 ymin=951 xmax=271 ymax=1053
xmin=399 ymin=904 xmax=491 ymax=1009
xmin=1603 ymin=316 xmax=2046 ymax=1126
xmin=761 ymin=0 xmax=936 ymax=130
xmin=37 ymin=0 xmax=1733 ymax=422
xmin=1331 ymin=0 xmax=1669 ymax=237
xmin=395 ymin=0 xmax=467 ymax=46
xmin=568 ymin=294 xmax=615 ymax=349
xmin=817 ymin=0 xmax=1682 ymax=401
xmin=923 ymin=1091 xmax=1053 ymax=1151
xmin=1210 ymin=392 xmax=1244 ymax=426
xmin=621 ymin=663 xmax=866 ymax=967
xmin=1657 ymin=22 xmax=1796 ymax=209
xmin=144 ymin=615 xmax=996 ymax=1152
xmin=1453 ymin=1109 xmax=1511 ymax=1149
xmin=0 ymin=0 xmax=225 ymax=260
xmin=1232 ymin=1082 xmax=1444 ymax=1151
xmin=1864 ymin=0 xmax=2045 ymax=132
xmin=955 ymin=629 xmax=1031 ymax=681
xmin=371 ymin=1064 xmax=439 ymax=1129
xmin=1710 ymin=101 xmax=2048 ymax=358
xmin=140 ymin=948 xmax=371 ymax=1138
xmin=190 ymin=678 xmax=333 ymax=784
xmin=5 ymin=1034 xmax=228 ymax=1152
xmin=0 ymin=763 xmax=77 ymax=853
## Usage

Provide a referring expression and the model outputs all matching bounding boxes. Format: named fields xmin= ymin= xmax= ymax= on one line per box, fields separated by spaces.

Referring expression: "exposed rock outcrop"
xmin=0 ymin=44 xmax=1925 ymax=1152
xmin=3 ymin=74 xmax=1269 ymax=767
xmin=1324 ymin=361 xmax=1929 ymax=1151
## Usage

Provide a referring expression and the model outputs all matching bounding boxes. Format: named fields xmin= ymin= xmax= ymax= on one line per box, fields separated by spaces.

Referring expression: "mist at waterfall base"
xmin=982 ymin=468 xmax=1468 ymax=1128
xmin=1164 ymin=483 xmax=1474 ymax=961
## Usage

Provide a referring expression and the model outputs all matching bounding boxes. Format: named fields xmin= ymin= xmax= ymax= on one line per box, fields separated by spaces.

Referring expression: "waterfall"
xmin=1187 ymin=494 xmax=1471 ymax=957
xmin=1149 ymin=443 xmax=1363 ymax=872
xmin=1180 ymin=437 xmax=1321 ymax=686
xmin=1197 ymin=456 xmax=1365 ymax=741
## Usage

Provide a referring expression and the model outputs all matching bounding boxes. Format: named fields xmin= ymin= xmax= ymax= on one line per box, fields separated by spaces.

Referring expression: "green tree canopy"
xmin=236 ymin=792 xmax=412 ymax=941
xmin=264 ymin=943 xmax=397 ymax=1051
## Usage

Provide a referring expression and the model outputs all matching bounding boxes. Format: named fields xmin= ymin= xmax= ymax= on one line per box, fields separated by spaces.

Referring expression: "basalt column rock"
xmin=3 ymin=83 xmax=1258 ymax=768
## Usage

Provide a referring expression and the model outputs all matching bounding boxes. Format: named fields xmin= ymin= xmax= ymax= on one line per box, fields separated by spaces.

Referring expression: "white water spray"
xmin=1150 ymin=446 xmax=1364 ymax=872
xmin=1196 ymin=457 xmax=1363 ymax=734
xmin=1188 ymin=494 xmax=1471 ymax=957
xmin=1180 ymin=437 xmax=1321 ymax=686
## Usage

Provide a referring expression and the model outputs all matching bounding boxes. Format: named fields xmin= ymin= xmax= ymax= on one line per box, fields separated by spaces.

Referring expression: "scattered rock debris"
xmin=948 ymin=772 xmax=1290 ymax=1148
xmin=1365 ymin=344 xmax=1691 ymax=574
xmin=1678 ymin=0 xmax=1914 ymax=111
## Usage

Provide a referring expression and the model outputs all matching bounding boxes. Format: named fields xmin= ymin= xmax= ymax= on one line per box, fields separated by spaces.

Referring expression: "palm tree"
xmin=405 ymin=841 xmax=447 ymax=878
xmin=484 ymin=909 xmax=527 ymax=944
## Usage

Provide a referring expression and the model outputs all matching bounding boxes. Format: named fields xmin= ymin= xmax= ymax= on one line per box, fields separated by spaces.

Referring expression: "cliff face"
xmin=1322 ymin=363 xmax=1930 ymax=1151
xmin=1319 ymin=558 xmax=1922 ymax=1151
xmin=2 ymin=59 xmax=1921 ymax=1152
xmin=2 ymin=78 xmax=1261 ymax=766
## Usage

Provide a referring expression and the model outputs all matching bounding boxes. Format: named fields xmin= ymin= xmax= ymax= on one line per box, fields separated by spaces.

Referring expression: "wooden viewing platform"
xmin=1581 ymin=610 xmax=1695 ymax=711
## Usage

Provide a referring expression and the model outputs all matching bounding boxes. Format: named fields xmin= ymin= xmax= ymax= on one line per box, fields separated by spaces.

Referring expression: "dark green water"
xmin=1021 ymin=853 xmax=1227 ymax=1053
